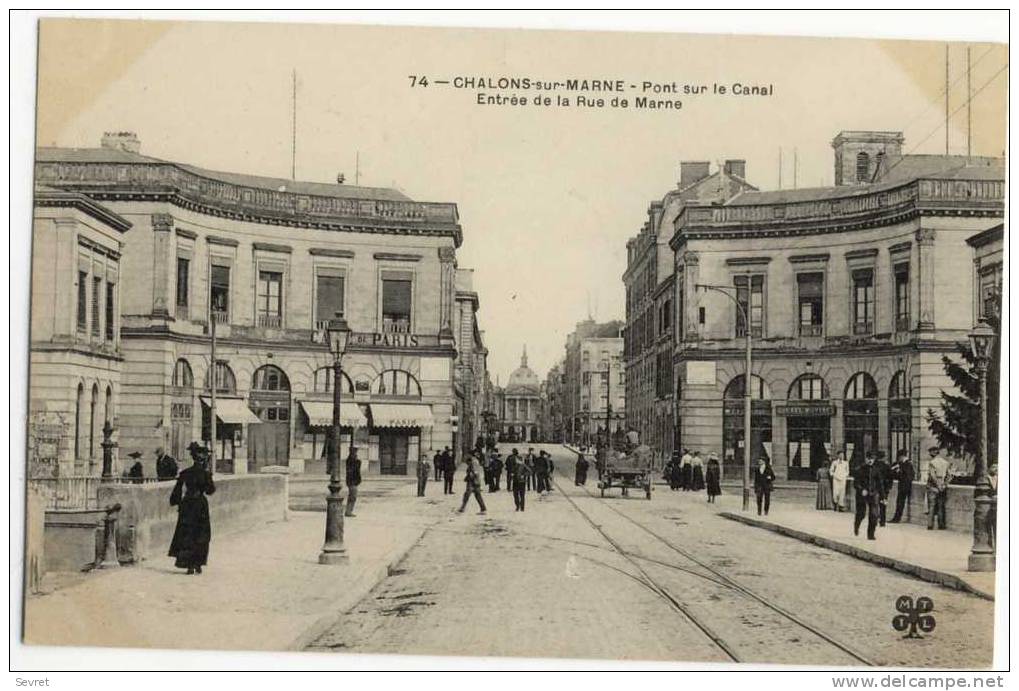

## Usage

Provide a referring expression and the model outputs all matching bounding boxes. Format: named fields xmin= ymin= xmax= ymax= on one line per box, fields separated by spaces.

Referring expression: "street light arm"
xmin=695 ymin=283 xmax=748 ymax=324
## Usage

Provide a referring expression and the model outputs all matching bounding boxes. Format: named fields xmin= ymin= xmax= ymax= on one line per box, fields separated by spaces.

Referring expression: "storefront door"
xmin=379 ymin=431 xmax=408 ymax=475
xmin=786 ymin=414 xmax=832 ymax=481
xmin=248 ymin=366 xmax=291 ymax=472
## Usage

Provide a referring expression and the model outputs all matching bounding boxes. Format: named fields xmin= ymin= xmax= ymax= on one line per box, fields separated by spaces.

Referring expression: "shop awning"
xmin=299 ymin=400 xmax=367 ymax=428
xmin=369 ymin=403 xmax=434 ymax=428
xmin=199 ymin=397 xmax=262 ymax=425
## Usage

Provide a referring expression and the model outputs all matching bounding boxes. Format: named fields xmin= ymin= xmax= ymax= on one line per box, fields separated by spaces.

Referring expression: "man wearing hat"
xmin=416 ymin=452 xmax=431 ymax=497
xmin=889 ymin=450 xmax=915 ymax=523
xmin=155 ymin=446 xmax=179 ymax=481
xmin=126 ymin=451 xmax=145 ymax=484
xmin=926 ymin=446 xmax=953 ymax=530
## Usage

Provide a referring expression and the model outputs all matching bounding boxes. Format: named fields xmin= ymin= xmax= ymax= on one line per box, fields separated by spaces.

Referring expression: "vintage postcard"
xmin=16 ymin=14 xmax=1007 ymax=672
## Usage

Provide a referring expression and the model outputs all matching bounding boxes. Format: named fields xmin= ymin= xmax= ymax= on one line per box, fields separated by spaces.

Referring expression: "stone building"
xmin=496 ymin=347 xmax=542 ymax=443
xmin=562 ymin=320 xmax=625 ymax=447
xmin=669 ymin=130 xmax=1004 ymax=480
xmin=29 ymin=187 xmax=131 ymax=478
xmin=454 ymin=268 xmax=489 ymax=457
xmin=34 ymin=133 xmax=474 ymax=477
xmin=623 ymin=160 xmax=756 ymax=460
xmin=541 ymin=361 xmax=565 ymax=443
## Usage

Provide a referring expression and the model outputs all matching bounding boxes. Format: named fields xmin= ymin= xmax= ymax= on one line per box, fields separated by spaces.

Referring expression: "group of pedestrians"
xmin=817 ymin=446 xmax=961 ymax=541
xmin=417 ymin=447 xmax=456 ymax=497
xmin=663 ymin=449 xmax=723 ymax=502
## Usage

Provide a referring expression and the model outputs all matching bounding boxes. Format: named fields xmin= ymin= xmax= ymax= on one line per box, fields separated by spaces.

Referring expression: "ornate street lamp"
xmin=319 ymin=313 xmax=351 ymax=565
xmin=967 ymin=318 xmax=996 ymax=572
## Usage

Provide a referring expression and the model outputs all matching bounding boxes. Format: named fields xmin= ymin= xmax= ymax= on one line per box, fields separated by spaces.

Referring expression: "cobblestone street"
xmin=307 ymin=445 xmax=994 ymax=667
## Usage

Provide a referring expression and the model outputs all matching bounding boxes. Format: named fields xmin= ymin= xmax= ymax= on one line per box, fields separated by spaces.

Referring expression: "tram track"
xmin=554 ymin=473 xmax=878 ymax=666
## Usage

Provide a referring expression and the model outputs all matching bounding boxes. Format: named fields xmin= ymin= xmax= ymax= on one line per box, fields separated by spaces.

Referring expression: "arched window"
xmin=105 ymin=386 xmax=113 ymax=424
xmin=856 ymin=151 xmax=870 ymax=182
xmin=89 ymin=384 xmax=99 ymax=460
xmin=789 ymin=374 xmax=828 ymax=400
xmin=172 ymin=358 xmax=194 ymax=389
xmin=74 ymin=383 xmax=83 ymax=460
xmin=888 ymin=371 xmax=910 ymax=400
xmin=313 ymin=367 xmax=354 ymax=394
xmin=844 ymin=372 xmax=878 ymax=400
xmin=252 ymin=365 xmax=291 ymax=392
xmin=205 ymin=362 xmax=237 ymax=395
xmin=723 ymin=374 xmax=772 ymax=400
xmin=371 ymin=369 xmax=421 ymax=397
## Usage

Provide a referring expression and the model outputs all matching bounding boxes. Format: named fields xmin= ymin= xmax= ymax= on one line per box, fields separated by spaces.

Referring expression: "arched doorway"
xmin=722 ymin=374 xmax=773 ymax=479
xmin=843 ymin=372 xmax=878 ymax=466
xmin=888 ymin=371 xmax=911 ymax=462
xmin=170 ymin=358 xmax=194 ymax=460
xmin=785 ymin=374 xmax=832 ymax=481
xmin=248 ymin=365 xmax=292 ymax=471
xmin=370 ymin=369 xmax=423 ymax=475
xmin=202 ymin=362 xmax=240 ymax=471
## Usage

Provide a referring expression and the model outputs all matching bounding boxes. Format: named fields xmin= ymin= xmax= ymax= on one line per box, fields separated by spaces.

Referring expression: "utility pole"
xmin=209 ymin=316 xmax=217 ymax=475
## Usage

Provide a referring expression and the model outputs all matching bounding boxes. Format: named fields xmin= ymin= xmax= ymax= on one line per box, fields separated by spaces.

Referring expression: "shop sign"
xmin=723 ymin=400 xmax=772 ymax=416
xmin=776 ymin=403 xmax=835 ymax=417
xmin=349 ymin=332 xmax=422 ymax=348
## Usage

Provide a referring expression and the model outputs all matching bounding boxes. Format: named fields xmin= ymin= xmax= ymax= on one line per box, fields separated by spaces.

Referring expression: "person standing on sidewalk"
xmin=680 ymin=451 xmax=693 ymax=491
xmin=443 ymin=450 xmax=457 ymax=495
xmin=689 ymin=451 xmax=705 ymax=492
xmin=504 ymin=448 xmax=518 ymax=492
xmin=875 ymin=451 xmax=893 ymax=527
xmin=512 ymin=453 xmax=532 ymax=512
xmin=753 ymin=458 xmax=775 ymax=516
xmin=889 ymin=451 xmax=915 ymax=523
xmin=168 ymin=442 xmax=216 ymax=575
xmin=575 ymin=451 xmax=589 ymax=486
xmin=345 ymin=447 xmax=362 ymax=517
xmin=705 ymin=453 xmax=722 ymax=503
xmin=155 ymin=447 xmax=179 ymax=481
xmin=533 ymin=451 xmax=549 ymax=494
xmin=830 ymin=452 xmax=850 ymax=512
xmin=815 ymin=461 xmax=834 ymax=510
xmin=524 ymin=448 xmax=537 ymax=491
xmin=926 ymin=447 xmax=953 ymax=530
xmin=458 ymin=451 xmax=487 ymax=514
xmin=416 ymin=453 xmax=431 ymax=497
xmin=853 ymin=452 xmax=882 ymax=540
xmin=433 ymin=449 xmax=444 ymax=484
xmin=488 ymin=452 xmax=503 ymax=492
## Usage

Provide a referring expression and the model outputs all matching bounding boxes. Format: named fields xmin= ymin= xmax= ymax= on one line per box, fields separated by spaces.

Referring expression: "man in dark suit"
xmin=874 ymin=451 xmax=893 ymax=527
xmin=889 ymin=451 xmax=915 ymax=523
xmin=853 ymin=452 xmax=883 ymax=539
xmin=442 ymin=450 xmax=457 ymax=495
xmin=753 ymin=458 xmax=776 ymax=516
xmin=433 ymin=449 xmax=444 ymax=483
xmin=344 ymin=448 xmax=362 ymax=517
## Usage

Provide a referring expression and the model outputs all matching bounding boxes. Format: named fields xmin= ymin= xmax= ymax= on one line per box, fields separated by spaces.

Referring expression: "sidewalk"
xmin=23 ymin=481 xmax=443 ymax=652
xmin=715 ymin=494 xmax=995 ymax=600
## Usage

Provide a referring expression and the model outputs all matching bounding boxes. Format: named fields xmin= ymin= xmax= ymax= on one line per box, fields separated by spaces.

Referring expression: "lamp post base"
xmin=319 ymin=489 xmax=348 ymax=565
xmin=967 ymin=552 xmax=995 ymax=572
xmin=742 ymin=487 xmax=751 ymax=512
xmin=319 ymin=549 xmax=349 ymax=565
xmin=968 ymin=491 xmax=996 ymax=573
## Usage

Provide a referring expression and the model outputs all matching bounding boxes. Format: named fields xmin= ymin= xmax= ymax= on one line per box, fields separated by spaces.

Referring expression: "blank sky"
xmin=35 ymin=19 xmax=1007 ymax=384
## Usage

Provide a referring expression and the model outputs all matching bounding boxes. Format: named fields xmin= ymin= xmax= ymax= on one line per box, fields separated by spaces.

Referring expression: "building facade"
xmin=34 ymin=133 xmax=475 ymax=477
xmin=29 ymin=187 xmax=131 ymax=478
xmin=495 ymin=347 xmax=542 ymax=443
xmin=669 ymin=130 xmax=1004 ymax=481
xmin=562 ymin=320 xmax=625 ymax=447
xmin=541 ymin=362 xmax=565 ymax=443
xmin=623 ymin=161 xmax=755 ymax=461
xmin=454 ymin=268 xmax=489 ymax=458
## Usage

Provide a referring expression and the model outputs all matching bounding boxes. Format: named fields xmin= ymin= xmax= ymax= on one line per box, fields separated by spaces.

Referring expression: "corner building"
xmin=35 ymin=134 xmax=468 ymax=477
xmin=670 ymin=131 xmax=1004 ymax=480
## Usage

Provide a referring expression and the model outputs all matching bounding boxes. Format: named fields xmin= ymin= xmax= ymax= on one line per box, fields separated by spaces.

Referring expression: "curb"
xmin=286 ymin=522 xmax=431 ymax=651
xmin=719 ymin=511 xmax=994 ymax=602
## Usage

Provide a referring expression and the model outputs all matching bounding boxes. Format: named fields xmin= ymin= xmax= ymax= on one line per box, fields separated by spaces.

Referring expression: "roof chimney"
xmin=679 ymin=161 xmax=711 ymax=187
xmin=100 ymin=131 xmax=140 ymax=153
xmin=723 ymin=159 xmax=746 ymax=180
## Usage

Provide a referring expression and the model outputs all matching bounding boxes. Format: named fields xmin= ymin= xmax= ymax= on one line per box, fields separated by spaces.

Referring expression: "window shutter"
xmin=316 ymin=275 xmax=345 ymax=320
xmin=382 ymin=279 xmax=412 ymax=315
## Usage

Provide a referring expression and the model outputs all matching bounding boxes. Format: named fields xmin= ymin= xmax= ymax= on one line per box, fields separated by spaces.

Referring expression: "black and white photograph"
xmin=9 ymin=10 xmax=1009 ymax=678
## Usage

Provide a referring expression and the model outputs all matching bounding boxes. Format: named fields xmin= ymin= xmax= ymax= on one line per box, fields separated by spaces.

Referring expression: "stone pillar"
xmin=151 ymin=214 xmax=174 ymax=317
xmin=916 ymin=228 xmax=936 ymax=331
xmin=877 ymin=398 xmax=889 ymax=460
xmin=438 ymin=247 xmax=456 ymax=339
xmin=682 ymin=252 xmax=701 ymax=341
xmin=832 ymin=399 xmax=844 ymax=454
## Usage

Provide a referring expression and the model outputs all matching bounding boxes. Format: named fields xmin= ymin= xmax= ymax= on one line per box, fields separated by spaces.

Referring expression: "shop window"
xmin=789 ymin=373 xmax=828 ymax=401
xmin=205 ymin=361 xmax=237 ymax=395
xmin=257 ymin=271 xmax=283 ymax=328
xmin=852 ymin=268 xmax=875 ymax=335
xmin=797 ymin=272 xmax=824 ymax=336
xmin=210 ymin=265 xmax=230 ymax=324
xmin=371 ymin=369 xmax=421 ymax=397
xmin=252 ymin=364 xmax=290 ymax=392
xmin=894 ymin=265 xmax=910 ymax=332
xmin=889 ymin=371 xmax=912 ymax=461
xmin=734 ymin=274 xmax=764 ymax=338
xmin=381 ymin=278 xmax=412 ymax=333
xmin=844 ymin=372 xmax=878 ymax=465
xmin=312 ymin=366 xmax=354 ymax=394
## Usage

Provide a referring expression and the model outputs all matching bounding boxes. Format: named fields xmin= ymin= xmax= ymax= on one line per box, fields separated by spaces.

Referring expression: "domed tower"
xmin=502 ymin=346 xmax=542 ymax=443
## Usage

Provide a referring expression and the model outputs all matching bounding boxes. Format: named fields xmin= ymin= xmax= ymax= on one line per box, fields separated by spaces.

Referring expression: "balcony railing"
xmin=29 ymin=475 xmax=163 ymax=510
xmin=211 ymin=310 xmax=229 ymax=325
xmin=257 ymin=313 xmax=282 ymax=329
xmin=799 ymin=324 xmax=824 ymax=337
xmin=382 ymin=318 xmax=412 ymax=334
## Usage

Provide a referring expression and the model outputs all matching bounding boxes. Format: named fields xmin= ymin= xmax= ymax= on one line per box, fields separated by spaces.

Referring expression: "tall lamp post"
xmin=967 ymin=319 xmax=996 ymax=572
xmin=319 ymin=313 xmax=351 ymax=565
xmin=696 ymin=283 xmax=753 ymax=512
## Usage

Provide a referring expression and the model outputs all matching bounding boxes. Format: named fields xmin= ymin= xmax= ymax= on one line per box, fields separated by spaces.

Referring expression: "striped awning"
xmin=199 ymin=397 xmax=261 ymax=425
xmin=369 ymin=403 xmax=434 ymax=428
xmin=299 ymin=400 xmax=367 ymax=428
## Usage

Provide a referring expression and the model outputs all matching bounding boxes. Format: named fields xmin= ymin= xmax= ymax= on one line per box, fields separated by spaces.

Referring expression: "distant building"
xmin=541 ymin=361 xmax=565 ymax=443
xmin=562 ymin=320 xmax=625 ymax=447
xmin=669 ymin=130 xmax=1004 ymax=480
xmin=454 ymin=268 xmax=489 ymax=458
xmin=495 ymin=347 xmax=542 ymax=443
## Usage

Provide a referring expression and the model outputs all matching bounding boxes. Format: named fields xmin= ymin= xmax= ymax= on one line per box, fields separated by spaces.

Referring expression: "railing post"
xmin=97 ymin=503 xmax=122 ymax=569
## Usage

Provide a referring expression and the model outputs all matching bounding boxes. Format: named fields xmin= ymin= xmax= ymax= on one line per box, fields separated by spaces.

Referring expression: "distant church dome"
xmin=506 ymin=346 xmax=540 ymax=392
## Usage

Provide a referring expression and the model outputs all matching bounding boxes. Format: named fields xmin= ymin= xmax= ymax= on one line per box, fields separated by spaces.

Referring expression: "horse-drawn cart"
xmin=597 ymin=444 xmax=653 ymax=499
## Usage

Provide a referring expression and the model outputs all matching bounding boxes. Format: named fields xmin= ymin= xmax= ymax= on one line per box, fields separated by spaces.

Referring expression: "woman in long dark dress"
xmin=168 ymin=442 xmax=216 ymax=575
xmin=705 ymin=453 xmax=722 ymax=503
xmin=689 ymin=452 xmax=706 ymax=492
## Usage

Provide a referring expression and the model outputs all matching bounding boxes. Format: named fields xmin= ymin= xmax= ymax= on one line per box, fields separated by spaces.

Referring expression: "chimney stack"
xmin=723 ymin=159 xmax=746 ymax=180
xmin=679 ymin=161 xmax=711 ymax=187
xmin=100 ymin=131 xmax=140 ymax=154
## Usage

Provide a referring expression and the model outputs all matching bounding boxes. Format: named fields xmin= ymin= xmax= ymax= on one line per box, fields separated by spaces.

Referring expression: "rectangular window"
xmin=381 ymin=278 xmax=412 ymax=333
xmin=315 ymin=274 xmax=345 ymax=330
xmin=797 ymin=272 xmax=824 ymax=336
xmin=894 ymin=265 xmax=910 ymax=331
xmin=91 ymin=277 xmax=102 ymax=337
xmin=76 ymin=271 xmax=88 ymax=332
xmin=978 ymin=267 xmax=1002 ymax=320
xmin=734 ymin=274 xmax=764 ymax=338
xmin=852 ymin=269 xmax=875 ymax=335
xmin=210 ymin=265 xmax=230 ymax=323
xmin=175 ymin=257 xmax=190 ymax=317
xmin=257 ymin=271 xmax=283 ymax=327
xmin=105 ymin=283 xmax=115 ymax=342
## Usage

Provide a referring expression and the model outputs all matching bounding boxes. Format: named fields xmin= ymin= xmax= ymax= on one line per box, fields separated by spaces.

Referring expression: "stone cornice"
xmin=888 ymin=241 xmax=912 ymax=255
xmin=309 ymin=247 xmax=355 ymax=258
xmin=174 ymin=227 xmax=198 ymax=240
xmin=253 ymin=241 xmax=292 ymax=254
xmin=844 ymin=248 xmax=879 ymax=261
xmin=77 ymin=235 xmax=121 ymax=260
xmin=206 ymin=235 xmax=239 ymax=248
xmin=34 ymin=189 xmax=132 ymax=233
xmin=34 ymin=159 xmax=463 ymax=247
xmin=374 ymin=252 xmax=422 ymax=262
xmin=725 ymin=256 xmax=772 ymax=267
xmin=789 ymin=253 xmax=831 ymax=263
